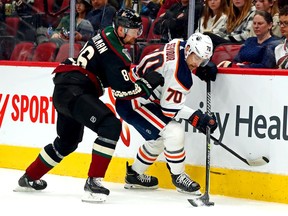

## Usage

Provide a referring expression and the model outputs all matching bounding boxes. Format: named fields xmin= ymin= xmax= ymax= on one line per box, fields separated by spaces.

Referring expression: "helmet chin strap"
xmin=114 ymin=27 xmax=128 ymax=45
xmin=185 ymin=50 xmax=193 ymax=61
xmin=119 ymin=34 xmax=127 ymax=44
xmin=184 ymin=51 xmax=188 ymax=60
xmin=184 ymin=46 xmax=191 ymax=60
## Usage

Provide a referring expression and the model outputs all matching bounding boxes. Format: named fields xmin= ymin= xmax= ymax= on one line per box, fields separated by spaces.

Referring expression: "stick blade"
xmin=247 ymin=156 xmax=269 ymax=166
xmin=188 ymin=193 xmax=215 ymax=207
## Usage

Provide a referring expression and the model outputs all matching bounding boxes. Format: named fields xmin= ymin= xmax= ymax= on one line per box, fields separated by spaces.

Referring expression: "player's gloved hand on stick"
xmin=195 ymin=61 xmax=218 ymax=82
xmin=136 ymin=71 xmax=164 ymax=98
xmin=188 ymin=109 xmax=218 ymax=134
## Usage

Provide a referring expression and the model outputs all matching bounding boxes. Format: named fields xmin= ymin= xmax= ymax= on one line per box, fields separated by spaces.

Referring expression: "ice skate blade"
xmin=176 ymin=188 xmax=201 ymax=196
xmin=124 ymin=183 xmax=158 ymax=190
xmin=81 ymin=191 xmax=108 ymax=203
xmin=13 ymin=186 xmax=39 ymax=192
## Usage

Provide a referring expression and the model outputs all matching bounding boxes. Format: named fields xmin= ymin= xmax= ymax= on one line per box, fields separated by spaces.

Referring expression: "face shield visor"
xmin=192 ymin=53 xmax=210 ymax=67
xmin=123 ymin=25 xmax=143 ymax=38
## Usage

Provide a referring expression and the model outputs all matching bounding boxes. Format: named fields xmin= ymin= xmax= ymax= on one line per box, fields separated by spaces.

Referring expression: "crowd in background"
xmin=0 ymin=0 xmax=287 ymax=68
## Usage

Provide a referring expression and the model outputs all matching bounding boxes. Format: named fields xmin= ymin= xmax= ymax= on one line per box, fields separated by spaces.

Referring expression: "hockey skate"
xmin=82 ymin=177 xmax=110 ymax=203
xmin=166 ymin=163 xmax=201 ymax=195
xmin=171 ymin=173 xmax=201 ymax=195
xmin=14 ymin=173 xmax=47 ymax=192
xmin=124 ymin=162 xmax=158 ymax=189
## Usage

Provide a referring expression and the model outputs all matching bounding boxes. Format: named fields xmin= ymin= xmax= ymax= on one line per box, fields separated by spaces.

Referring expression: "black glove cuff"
xmin=136 ymin=78 xmax=152 ymax=99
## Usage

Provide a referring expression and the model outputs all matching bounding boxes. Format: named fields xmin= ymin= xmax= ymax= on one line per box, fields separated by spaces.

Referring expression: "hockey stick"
xmin=211 ymin=135 xmax=269 ymax=166
xmin=188 ymin=80 xmax=214 ymax=207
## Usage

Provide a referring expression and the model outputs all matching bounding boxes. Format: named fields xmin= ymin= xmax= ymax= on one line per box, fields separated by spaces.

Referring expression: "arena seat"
xmin=5 ymin=17 xmax=20 ymax=36
xmin=146 ymin=18 xmax=161 ymax=43
xmin=137 ymin=15 xmax=152 ymax=42
xmin=55 ymin=43 xmax=82 ymax=62
xmin=211 ymin=44 xmax=242 ymax=65
xmin=60 ymin=0 xmax=70 ymax=10
xmin=10 ymin=42 xmax=35 ymax=61
xmin=33 ymin=0 xmax=54 ymax=13
xmin=32 ymin=42 xmax=58 ymax=62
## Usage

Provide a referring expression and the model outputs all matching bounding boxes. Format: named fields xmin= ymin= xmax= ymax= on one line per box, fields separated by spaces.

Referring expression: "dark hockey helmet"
xmin=113 ymin=8 xmax=142 ymax=30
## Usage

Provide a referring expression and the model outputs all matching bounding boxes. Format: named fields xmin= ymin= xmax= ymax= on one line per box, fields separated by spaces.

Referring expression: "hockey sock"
xmin=88 ymin=137 xmax=116 ymax=177
xmin=26 ymin=143 xmax=63 ymax=180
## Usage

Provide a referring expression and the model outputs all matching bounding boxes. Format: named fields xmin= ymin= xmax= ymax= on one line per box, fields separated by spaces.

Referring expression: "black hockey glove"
xmin=195 ymin=61 xmax=218 ymax=82
xmin=142 ymin=70 xmax=165 ymax=89
xmin=136 ymin=71 xmax=164 ymax=98
xmin=188 ymin=109 xmax=218 ymax=134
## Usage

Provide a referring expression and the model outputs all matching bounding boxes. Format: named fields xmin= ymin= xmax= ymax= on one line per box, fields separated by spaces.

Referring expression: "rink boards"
xmin=0 ymin=61 xmax=288 ymax=204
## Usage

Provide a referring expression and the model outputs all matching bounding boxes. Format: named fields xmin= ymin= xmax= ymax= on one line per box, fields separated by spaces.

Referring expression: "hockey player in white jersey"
xmin=115 ymin=32 xmax=218 ymax=194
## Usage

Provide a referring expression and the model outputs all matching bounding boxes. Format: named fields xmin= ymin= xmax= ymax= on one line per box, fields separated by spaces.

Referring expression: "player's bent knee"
xmin=162 ymin=121 xmax=184 ymax=138
xmin=161 ymin=121 xmax=185 ymax=149
xmin=97 ymin=115 xmax=122 ymax=141
xmin=53 ymin=137 xmax=79 ymax=156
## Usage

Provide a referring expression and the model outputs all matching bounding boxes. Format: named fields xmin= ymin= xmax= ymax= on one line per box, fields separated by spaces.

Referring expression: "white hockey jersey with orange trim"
xmin=130 ymin=39 xmax=197 ymax=120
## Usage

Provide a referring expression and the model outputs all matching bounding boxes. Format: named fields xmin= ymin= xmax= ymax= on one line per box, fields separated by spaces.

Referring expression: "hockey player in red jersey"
xmin=14 ymin=8 xmax=164 ymax=203
xmin=115 ymin=32 xmax=218 ymax=194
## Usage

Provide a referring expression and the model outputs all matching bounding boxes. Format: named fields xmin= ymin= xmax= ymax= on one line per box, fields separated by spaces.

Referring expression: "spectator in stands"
xmin=156 ymin=0 xmax=177 ymax=17
xmin=219 ymin=10 xmax=280 ymax=68
xmin=156 ymin=0 xmax=203 ymax=25
xmin=153 ymin=0 xmax=189 ymax=42
xmin=10 ymin=0 xmax=35 ymax=41
xmin=154 ymin=0 xmax=204 ymax=33
xmin=86 ymin=0 xmax=116 ymax=35
xmin=49 ymin=0 xmax=93 ymax=47
xmin=274 ymin=5 xmax=288 ymax=69
xmin=108 ymin=0 xmax=121 ymax=10
xmin=205 ymin=0 xmax=256 ymax=48
xmin=195 ymin=0 xmax=228 ymax=35
xmin=253 ymin=0 xmax=282 ymax=38
xmin=140 ymin=0 xmax=161 ymax=20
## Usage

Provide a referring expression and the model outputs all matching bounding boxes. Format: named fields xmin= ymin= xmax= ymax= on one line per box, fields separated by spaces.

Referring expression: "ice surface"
xmin=1 ymin=168 xmax=288 ymax=215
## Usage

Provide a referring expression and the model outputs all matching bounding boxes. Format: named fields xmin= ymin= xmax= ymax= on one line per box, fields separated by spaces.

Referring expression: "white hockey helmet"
xmin=185 ymin=32 xmax=213 ymax=67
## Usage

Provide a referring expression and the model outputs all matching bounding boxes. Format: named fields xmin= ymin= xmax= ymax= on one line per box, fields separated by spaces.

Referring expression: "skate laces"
xmin=137 ymin=174 xmax=152 ymax=183
xmin=91 ymin=177 xmax=104 ymax=188
xmin=176 ymin=173 xmax=193 ymax=188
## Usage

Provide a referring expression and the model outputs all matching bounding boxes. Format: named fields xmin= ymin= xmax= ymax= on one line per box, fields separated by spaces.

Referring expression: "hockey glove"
xmin=136 ymin=71 xmax=164 ymax=98
xmin=142 ymin=70 xmax=165 ymax=89
xmin=195 ymin=61 xmax=218 ymax=82
xmin=188 ymin=109 xmax=218 ymax=134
